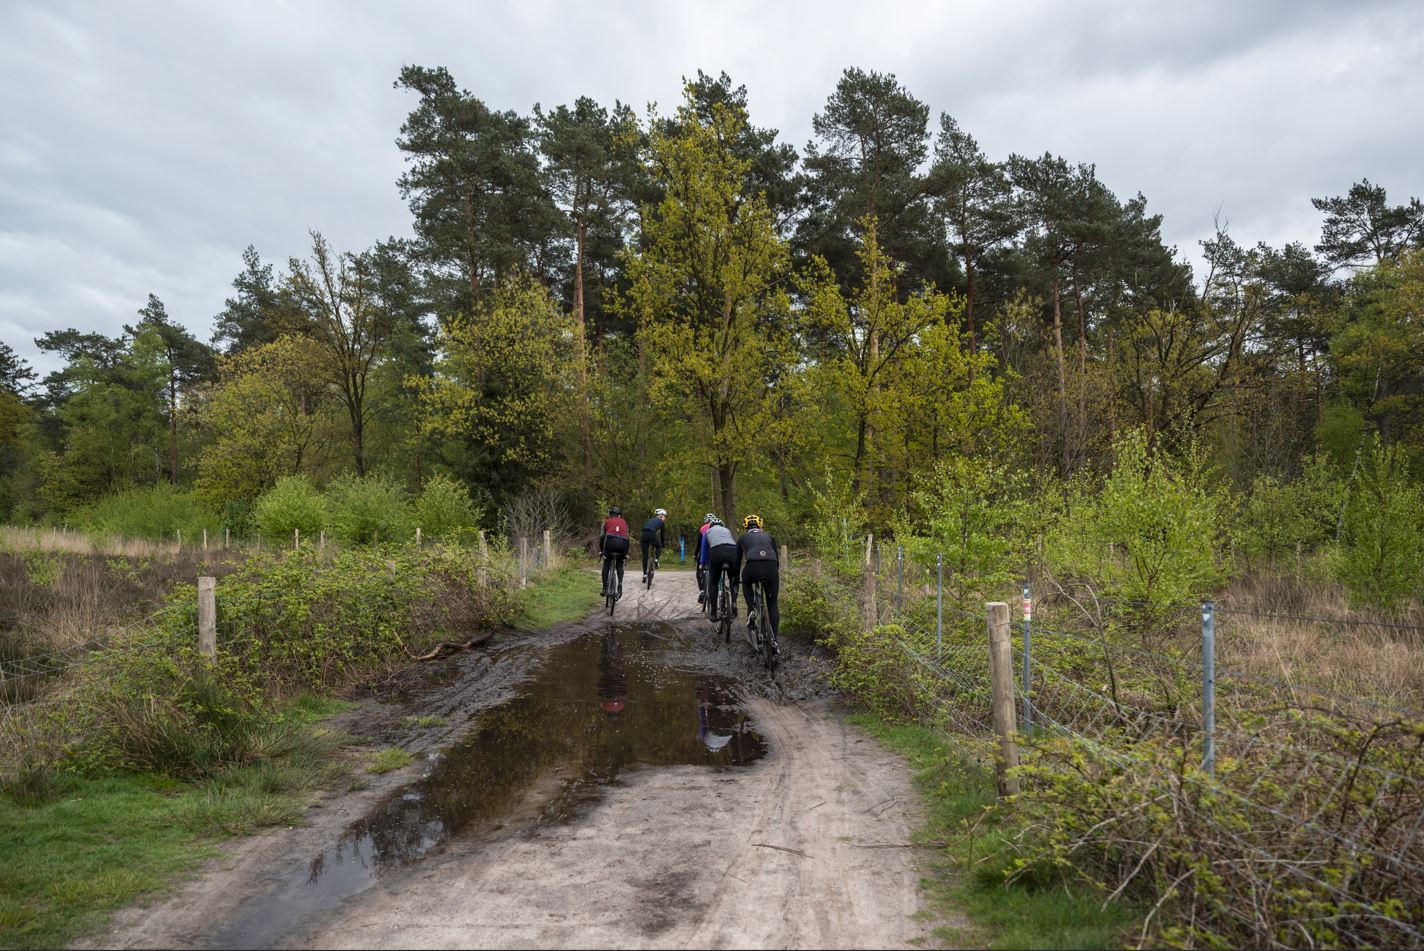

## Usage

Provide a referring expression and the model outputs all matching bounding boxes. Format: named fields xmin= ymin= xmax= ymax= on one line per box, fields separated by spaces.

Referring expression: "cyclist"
xmin=640 ymin=508 xmax=667 ymax=582
xmin=695 ymin=512 xmax=716 ymax=606
xmin=700 ymin=516 xmax=738 ymax=621
xmin=598 ymin=506 xmax=630 ymax=599
xmin=735 ymin=514 xmax=780 ymax=643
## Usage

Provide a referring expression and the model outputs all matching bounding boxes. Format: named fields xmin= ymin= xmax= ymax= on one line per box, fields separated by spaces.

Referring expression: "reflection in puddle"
xmin=206 ymin=625 xmax=764 ymax=949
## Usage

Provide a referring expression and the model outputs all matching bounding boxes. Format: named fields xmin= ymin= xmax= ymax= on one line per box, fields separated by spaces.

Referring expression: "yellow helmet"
xmin=742 ymin=513 xmax=763 ymax=530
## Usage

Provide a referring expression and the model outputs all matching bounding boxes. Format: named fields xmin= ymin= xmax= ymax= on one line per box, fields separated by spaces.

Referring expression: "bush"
xmin=206 ymin=546 xmax=517 ymax=692
xmin=1235 ymin=458 xmax=1340 ymax=568
xmin=779 ymin=570 xmax=858 ymax=643
xmin=43 ymin=644 xmax=271 ymax=778
xmin=326 ymin=475 xmax=414 ymax=546
xmin=417 ymin=474 xmax=482 ymax=542
xmin=1335 ymin=437 xmax=1424 ymax=611
xmin=252 ymin=476 xmax=327 ymax=545
xmin=1051 ymin=430 xmax=1229 ymax=633
xmin=76 ymin=485 xmax=219 ymax=543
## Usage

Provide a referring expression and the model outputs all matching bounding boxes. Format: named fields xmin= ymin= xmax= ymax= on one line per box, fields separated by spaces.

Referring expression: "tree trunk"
xmin=964 ymin=253 xmax=976 ymax=352
xmin=1072 ymin=274 xmax=1089 ymax=444
xmin=1051 ymin=271 xmax=1070 ymax=470
xmin=573 ymin=208 xmax=592 ymax=469
xmin=168 ymin=375 xmax=179 ymax=485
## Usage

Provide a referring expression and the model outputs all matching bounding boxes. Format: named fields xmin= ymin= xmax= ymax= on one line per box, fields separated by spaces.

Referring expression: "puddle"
xmin=206 ymin=625 xmax=764 ymax=949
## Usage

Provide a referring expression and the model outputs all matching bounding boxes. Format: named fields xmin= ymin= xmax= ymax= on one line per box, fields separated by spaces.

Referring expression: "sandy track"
xmin=91 ymin=571 xmax=931 ymax=950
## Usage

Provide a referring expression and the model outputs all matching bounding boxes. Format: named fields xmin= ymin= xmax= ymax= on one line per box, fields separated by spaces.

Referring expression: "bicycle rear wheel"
xmin=719 ymin=581 xmax=731 ymax=644
xmin=756 ymin=585 xmax=778 ymax=671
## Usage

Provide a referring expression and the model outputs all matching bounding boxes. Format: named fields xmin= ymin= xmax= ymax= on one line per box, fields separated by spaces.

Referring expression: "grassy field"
xmin=851 ymin=716 xmax=1138 ymax=950
xmin=0 ymin=695 xmax=351 ymax=950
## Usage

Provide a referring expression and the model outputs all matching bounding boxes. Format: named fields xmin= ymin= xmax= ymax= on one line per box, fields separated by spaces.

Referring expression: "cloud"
xmin=1 ymin=0 xmax=1420 ymax=374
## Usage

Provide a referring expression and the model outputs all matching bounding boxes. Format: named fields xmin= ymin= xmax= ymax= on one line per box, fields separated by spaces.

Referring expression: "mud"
xmin=90 ymin=570 xmax=933 ymax=950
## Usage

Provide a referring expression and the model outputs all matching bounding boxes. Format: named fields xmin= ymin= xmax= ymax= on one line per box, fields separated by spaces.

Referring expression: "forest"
xmin=0 ymin=65 xmax=1421 ymax=607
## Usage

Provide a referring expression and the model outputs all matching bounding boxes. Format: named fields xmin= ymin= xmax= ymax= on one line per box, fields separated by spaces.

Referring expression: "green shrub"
xmin=1051 ymin=429 xmax=1228 ymax=632
xmin=76 ymin=485 xmax=219 ymax=543
xmin=1335 ymin=437 xmax=1424 ymax=611
xmin=252 ymin=476 xmax=327 ymax=544
xmin=45 ymin=644 xmax=271 ymax=778
xmin=779 ymin=570 xmax=857 ymax=643
xmin=1234 ymin=457 xmax=1341 ymax=568
xmin=326 ymin=475 xmax=414 ymax=546
xmin=417 ymin=474 xmax=482 ymax=542
xmin=206 ymin=546 xmax=517 ymax=692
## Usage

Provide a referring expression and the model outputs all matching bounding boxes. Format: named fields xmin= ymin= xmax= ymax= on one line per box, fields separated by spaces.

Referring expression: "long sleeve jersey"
xmin=599 ymin=516 xmax=629 ymax=553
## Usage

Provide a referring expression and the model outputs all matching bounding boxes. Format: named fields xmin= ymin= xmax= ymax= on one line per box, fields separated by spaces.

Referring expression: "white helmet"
xmin=654 ymin=508 xmax=667 ymax=517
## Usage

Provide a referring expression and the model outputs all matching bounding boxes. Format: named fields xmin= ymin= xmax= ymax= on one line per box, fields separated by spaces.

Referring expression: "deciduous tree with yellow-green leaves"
xmin=620 ymin=84 xmax=797 ymax=518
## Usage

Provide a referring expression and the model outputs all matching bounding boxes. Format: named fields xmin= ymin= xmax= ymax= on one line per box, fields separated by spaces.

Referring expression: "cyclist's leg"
xmin=641 ymin=540 xmax=650 ymax=576
xmin=764 ymin=571 xmax=780 ymax=639
xmin=615 ymin=552 xmax=626 ymax=593
xmin=600 ymin=552 xmax=610 ymax=594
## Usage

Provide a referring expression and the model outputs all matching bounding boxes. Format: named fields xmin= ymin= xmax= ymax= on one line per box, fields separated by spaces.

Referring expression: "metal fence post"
xmin=935 ymin=551 xmax=943 ymax=662
xmin=1022 ymin=580 xmax=1032 ymax=733
xmin=1202 ymin=599 xmax=1216 ymax=778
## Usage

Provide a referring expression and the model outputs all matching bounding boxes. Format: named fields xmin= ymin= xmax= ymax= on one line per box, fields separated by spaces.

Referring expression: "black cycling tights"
xmin=641 ymin=540 xmax=662 ymax=575
xmin=741 ymin=561 xmax=780 ymax=637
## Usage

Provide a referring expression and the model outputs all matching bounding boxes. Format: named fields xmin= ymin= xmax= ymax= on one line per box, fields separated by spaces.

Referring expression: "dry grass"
xmin=1216 ymin=570 xmax=1424 ymax=711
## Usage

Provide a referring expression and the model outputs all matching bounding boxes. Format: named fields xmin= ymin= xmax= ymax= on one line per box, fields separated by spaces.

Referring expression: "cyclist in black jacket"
xmin=735 ymin=514 xmax=780 ymax=641
xmin=640 ymin=508 xmax=667 ymax=582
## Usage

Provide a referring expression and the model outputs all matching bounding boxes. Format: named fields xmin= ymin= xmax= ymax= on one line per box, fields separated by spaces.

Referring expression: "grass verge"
xmin=514 ymin=564 xmax=604 ymax=630
xmin=850 ymin=715 xmax=1139 ymax=950
xmin=0 ymin=697 xmax=351 ymax=950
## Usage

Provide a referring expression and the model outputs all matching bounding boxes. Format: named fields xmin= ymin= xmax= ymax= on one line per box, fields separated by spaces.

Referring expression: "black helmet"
xmin=609 ymin=506 xmax=622 ymax=517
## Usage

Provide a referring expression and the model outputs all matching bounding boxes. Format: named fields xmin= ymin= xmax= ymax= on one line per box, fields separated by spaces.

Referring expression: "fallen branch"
xmin=752 ymin=842 xmax=811 ymax=858
xmin=404 ymin=630 xmax=494 ymax=661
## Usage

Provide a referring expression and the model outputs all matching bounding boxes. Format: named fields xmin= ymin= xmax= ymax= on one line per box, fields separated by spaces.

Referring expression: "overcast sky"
xmin=2 ymin=0 xmax=1421 ymax=374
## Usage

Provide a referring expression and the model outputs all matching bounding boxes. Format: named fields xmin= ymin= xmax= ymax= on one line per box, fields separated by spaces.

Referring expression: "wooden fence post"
xmin=224 ymin=527 xmax=230 ymax=550
xmin=202 ymin=529 xmax=208 ymax=553
xmin=198 ymin=576 xmax=217 ymax=660
xmin=415 ymin=526 xmax=422 ymax=547
xmin=780 ymin=544 xmax=788 ymax=570
xmin=319 ymin=530 xmax=325 ymax=554
xmin=478 ymin=530 xmax=489 ymax=585
xmin=543 ymin=529 xmax=553 ymax=571
xmin=519 ymin=536 xmax=529 ymax=588
xmin=862 ymin=533 xmax=877 ymax=630
xmin=987 ymin=601 xmax=1020 ymax=798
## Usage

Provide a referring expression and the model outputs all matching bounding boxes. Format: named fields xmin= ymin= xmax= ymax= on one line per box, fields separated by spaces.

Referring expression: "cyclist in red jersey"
xmin=599 ymin=506 xmax=630 ymax=598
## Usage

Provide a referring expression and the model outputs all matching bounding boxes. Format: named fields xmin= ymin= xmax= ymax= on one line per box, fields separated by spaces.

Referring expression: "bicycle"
xmin=745 ymin=579 xmax=779 ymax=672
xmin=602 ymin=554 xmax=623 ymax=617
xmin=716 ymin=575 xmax=732 ymax=644
xmin=643 ymin=548 xmax=659 ymax=590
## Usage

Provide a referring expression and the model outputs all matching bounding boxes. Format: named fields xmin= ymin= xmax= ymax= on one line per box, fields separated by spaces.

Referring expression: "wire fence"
xmin=786 ymin=540 xmax=1424 ymax=949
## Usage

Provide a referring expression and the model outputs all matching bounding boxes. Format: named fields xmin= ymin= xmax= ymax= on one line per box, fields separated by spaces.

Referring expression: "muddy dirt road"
xmin=94 ymin=570 xmax=932 ymax=949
